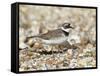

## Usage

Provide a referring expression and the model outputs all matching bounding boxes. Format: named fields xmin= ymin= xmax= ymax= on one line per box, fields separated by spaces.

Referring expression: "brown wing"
xmin=39 ymin=29 xmax=65 ymax=40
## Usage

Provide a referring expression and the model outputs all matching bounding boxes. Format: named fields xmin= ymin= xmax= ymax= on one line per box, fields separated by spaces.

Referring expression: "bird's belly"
xmin=42 ymin=37 xmax=68 ymax=45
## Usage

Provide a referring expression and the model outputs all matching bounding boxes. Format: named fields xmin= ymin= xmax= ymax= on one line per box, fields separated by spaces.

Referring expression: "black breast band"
xmin=62 ymin=30 xmax=69 ymax=36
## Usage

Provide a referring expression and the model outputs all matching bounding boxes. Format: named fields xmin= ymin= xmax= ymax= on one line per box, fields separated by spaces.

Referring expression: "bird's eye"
xmin=64 ymin=25 xmax=68 ymax=29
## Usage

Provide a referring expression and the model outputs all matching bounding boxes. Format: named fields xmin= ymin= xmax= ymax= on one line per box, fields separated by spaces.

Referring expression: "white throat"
xmin=61 ymin=27 xmax=71 ymax=32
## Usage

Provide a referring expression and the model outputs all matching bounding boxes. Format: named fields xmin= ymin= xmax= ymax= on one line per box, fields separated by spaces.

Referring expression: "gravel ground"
xmin=19 ymin=5 xmax=96 ymax=71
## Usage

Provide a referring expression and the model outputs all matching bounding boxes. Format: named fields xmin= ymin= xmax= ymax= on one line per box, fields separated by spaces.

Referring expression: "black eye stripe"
xmin=62 ymin=23 xmax=71 ymax=29
xmin=64 ymin=25 xmax=68 ymax=28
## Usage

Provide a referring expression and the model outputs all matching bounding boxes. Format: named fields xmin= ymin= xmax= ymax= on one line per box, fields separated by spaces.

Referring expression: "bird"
xmin=25 ymin=23 xmax=74 ymax=46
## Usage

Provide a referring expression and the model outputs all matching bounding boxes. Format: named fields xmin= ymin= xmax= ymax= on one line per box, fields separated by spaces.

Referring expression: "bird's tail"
xmin=27 ymin=35 xmax=40 ymax=39
xmin=24 ymin=35 xmax=40 ymax=43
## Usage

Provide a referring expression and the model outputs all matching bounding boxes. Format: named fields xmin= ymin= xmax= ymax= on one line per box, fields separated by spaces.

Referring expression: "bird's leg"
xmin=71 ymin=44 xmax=81 ymax=59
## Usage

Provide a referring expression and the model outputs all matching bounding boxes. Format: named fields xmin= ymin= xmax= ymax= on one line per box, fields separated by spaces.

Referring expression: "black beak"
xmin=69 ymin=26 xmax=74 ymax=29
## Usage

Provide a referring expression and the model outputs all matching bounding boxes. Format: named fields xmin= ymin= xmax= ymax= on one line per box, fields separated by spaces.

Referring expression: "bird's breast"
xmin=41 ymin=37 xmax=68 ymax=45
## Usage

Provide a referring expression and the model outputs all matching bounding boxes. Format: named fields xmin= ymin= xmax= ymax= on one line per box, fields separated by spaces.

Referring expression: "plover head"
xmin=60 ymin=23 xmax=74 ymax=32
